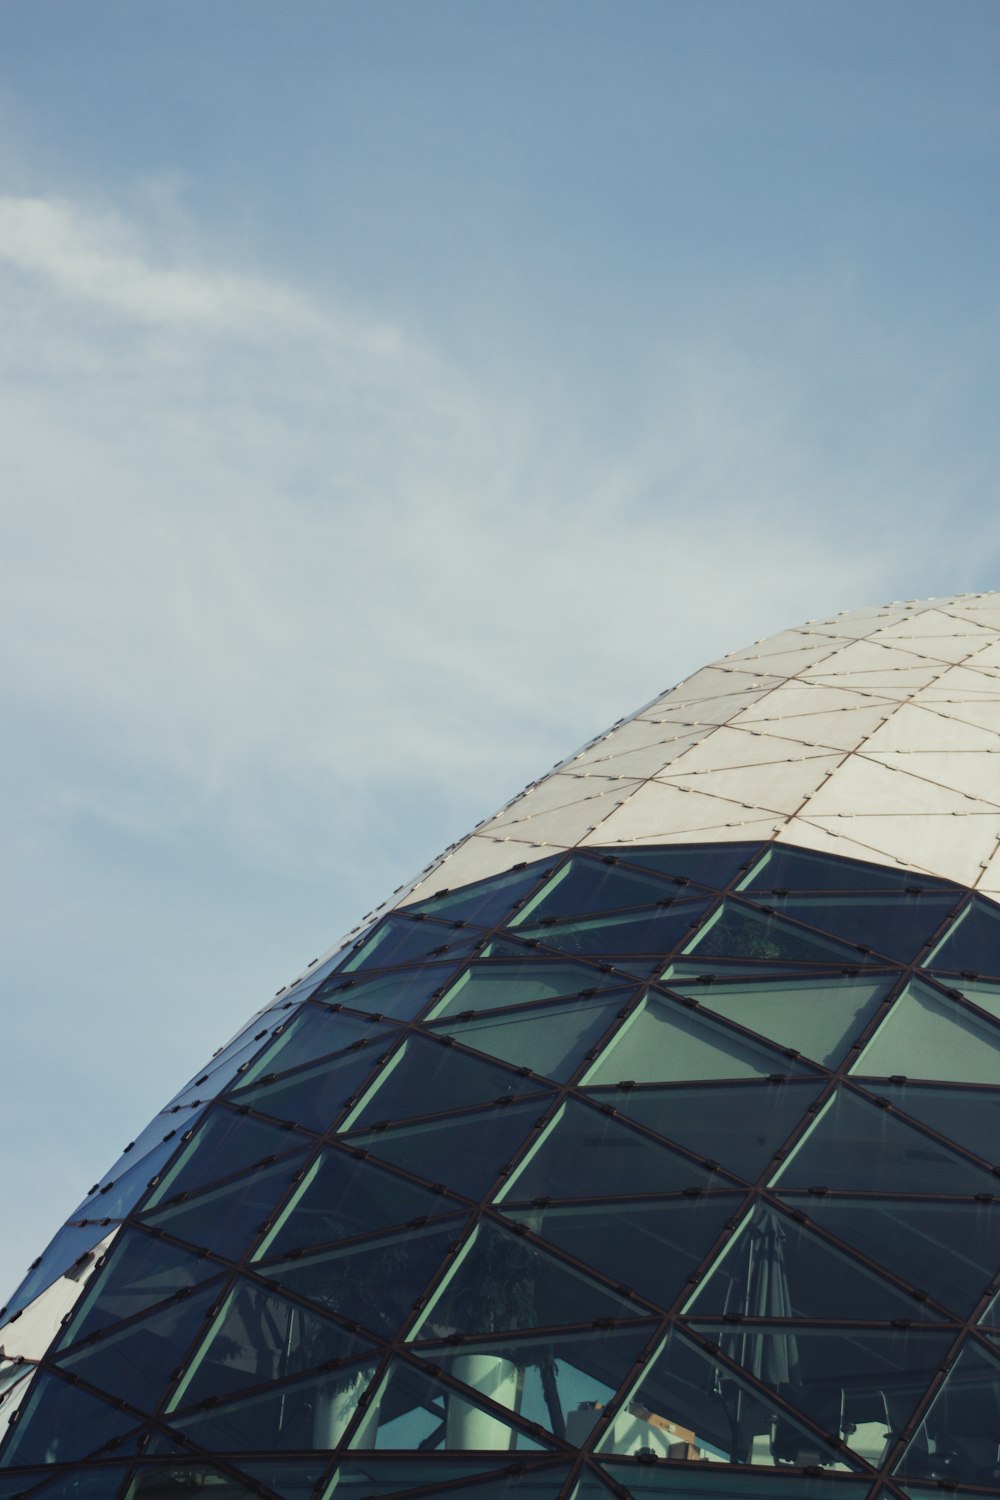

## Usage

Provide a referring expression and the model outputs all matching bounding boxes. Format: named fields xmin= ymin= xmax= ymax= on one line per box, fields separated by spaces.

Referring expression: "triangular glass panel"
xmin=408 ymin=863 xmax=555 ymax=927
xmin=71 ymin=1135 xmax=181 ymax=1222
xmin=870 ymin=1082 xmax=1000 ymax=1165
xmin=686 ymin=1203 xmax=936 ymax=1322
xmin=357 ymin=1355 xmax=552 ymax=1453
xmin=773 ymin=1087 xmax=1000 ymax=1194
xmin=500 ymin=1195 xmax=739 ymax=1310
xmin=255 ymin=1146 xmax=458 ymax=1261
xmin=981 ymin=1289 xmax=1000 ymax=1328
xmin=499 ymin=1099 xmax=721 ymax=1203
xmin=580 ymin=991 xmax=816 ymax=1086
xmin=508 ymin=857 xmax=692 ymax=927
xmin=671 ymin=972 xmax=894 ymax=1067
xmin=170 ymin=1280 xmax=378 ymax=1409
xmin=514 ymin=901 xmax=706 ymax=959
xmin=342 ymin=916 xmax=482 ymax=974
xmin=311 ymin=963 xmax=456 ymax=1020
xmin=429 ymin=959 xmax=623 ymax=1021
xmin=430 ymin=994 xmax=630 ymax=1084
xmin=235 ymin=1007 xmax=394 ymax=1089
xmin=0 ymin=1370 xmax=141 ymax=1465
xmin=685 ymin=901 xmax=877 ymax=965
xmin=421 ymin=1326 xmax=657 ymax=1445
xmin=786 ymin=1196 xmax=1000 ymax=1319
xmin=660 ymin=957 xmax=839 ymax=983
xmin=345 ymin=1034 xmax=547 ymax=1129
xmin=688 ymin=1321 xmax=953 ymax=1466
xmin=411 ymin=1218 xmax=644 ymax=1339
xmin=145 ymin=1109 xmax=305 ymax=1208
xmin=321 ymin=1458 xmax=566 ymax=1498
xmin=57 ymin=1226 xmax=221 ymax=1348
xmin=945 ymin=976 xmax=1000 ymax=1024
xmin=590 ymin=1079 xmax=825 ymax=1181
xmin=741 ymin=844 xmax=957 ymax=894
xmin=595 ymin=1326 xmax=856 ymax=1468
xmin=54 ymin=1281 xmax=219 ymax=1412
xmin=764 ymin=893 xmax=957 ymax=963
xmin=851 ymin=978 xmax=1000 ymax=1084
xmin=264 ymin=1221 xmax=464 ymax=1342
xmin=139 ymin=1150 xmax=310 ymax=1262
xmin=1 ymin=1219 xmax=115 ymax=1324
xmin=590 ymin=1465 xmax=872 ymax=1497
xmin=345 ymin=1099 xmax=543 ymax=1200
xmin=927 ymin=895 xmax=1000 ymax=977
xmin=167 ymin=1356 xmax=382 ymax=1452
xmin=231 ymin=1041 xmax=392 ymax=1133
xmin=894 ymin=1339 xmax=1000 ymax=1486
xmin=606 ymin=843 xmax=759 ymax=888
xmin=122 ymin=1464 xmax=262 ymax=1500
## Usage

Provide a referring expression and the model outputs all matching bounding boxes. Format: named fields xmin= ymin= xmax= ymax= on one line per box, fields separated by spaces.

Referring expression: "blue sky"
xmin=1 ymin=0 xmax=999 ymax=1297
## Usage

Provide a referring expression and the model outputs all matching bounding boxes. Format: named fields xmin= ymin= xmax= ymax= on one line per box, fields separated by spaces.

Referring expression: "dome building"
xmin=4 ymin=593 xmax=1000 ymax=1500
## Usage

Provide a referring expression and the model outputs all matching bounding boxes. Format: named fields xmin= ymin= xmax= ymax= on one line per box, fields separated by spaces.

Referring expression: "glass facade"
xmin=3 ymin=838 xmax=1000 ymax=1499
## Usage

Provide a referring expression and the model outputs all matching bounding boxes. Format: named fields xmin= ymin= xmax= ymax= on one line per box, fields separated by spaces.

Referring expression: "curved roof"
xmin=403 ymin=592 xmax=1000 ymax=901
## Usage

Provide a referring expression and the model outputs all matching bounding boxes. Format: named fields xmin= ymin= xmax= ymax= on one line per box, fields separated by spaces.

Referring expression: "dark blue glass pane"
xmin=167 ymin=1358 xmax=381 ymax=1452
xmin=255 ymin=1147 xmax=459 ymax=1261
xmin=230 ymin=1045 xmax=391 ymax=1134
xmin=894 ymin=1340 xmax=1000 ymax=1486
xmin=589 ymin=1465 xmax=873 ymax=1497
xmin=606 ymin=843 xmax=759 ymax=888
xmin=430 ymin=958 xmax=624 ymax=1020
xmin=591 ymin=1080 xmax=824 ymax=1180
xmin=870 ymin=1082 xmax=1000 ymax=1165
xmin=687 ymin=901 xmax=876 ymax=965
xmin=346 ymin=1099 xmax=543 ymax=1200
xmin=360 ymin=1356 xmax=550 ymax=1452
xmin=742 ymin=845 xmax=957 ymax=894
xmin=928 ymin=896 xmax=1000 ymax=976
xmin=347 ymin=1035 xmax=546 ymax=1129
xmin=57 ymin=1227 xmax=218 ymax=1348
xmin=509 ymin=857 xmax=693 ymax=926
xmin=0 ymin=1372 xmax=139 ymax=1466
xmin=144 ymin=1110 xmax=303 ymax=1208
xmin=765 ymin=892 xmax=958 ymax=962
xmin=323 ymin=1459 xmax=570 ymax=1499
xmin=514 ymin=900 xmax=705 ymax=958
xmin=342 ymin=917 xmax=481 ymax=974
xmin=71 ymin=1136 xmax=180 ymax=1224
xmin=229 ymin=1460 xmax=331 ymax=1499
xmin=139 ymin=1151 xmax=310 ymax=1262
xmin=20 ymin=1467 xmax=131 ymax=1499
xmin=235 ymin=1008 xmax=393 ymax=1088
xmin=408 ymin=863 xmax=555 ymax=927
xmin=312 ymin=965 xmax=455 ymax=1020
xmin=1 ymin=1220 xmax=112 ymax=1324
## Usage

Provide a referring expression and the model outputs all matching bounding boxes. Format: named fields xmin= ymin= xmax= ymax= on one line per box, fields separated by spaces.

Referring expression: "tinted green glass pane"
xmin=588 ymin=1465 xmax=872 ymax=1498
xmin=235 ymin=1460 xmax=331 ymax=1500
xmin=595 ymin=1327 xmax=856 ymax=1468
xmin=773 ymin=1088 xmax=1000 ymax=1195
xmin=55 ymin=1282 xmax=219 ymax=1412
xmin=346 ymin=1035 xmax=546 ymax=1129
xmin=582 ymin=992 xmax=815 ymax=1086
xmin=514 ymin=902 xmax=704 ymax=958
xmin=237 ymin=1008 xmax=391 ymax=1088
xmin=894 ymin=1340 xmax=1000 ymax=1486
xmin=346 ymin=1099 xmax=542 ymax=1200
xmin=689 ymin=1323 xmax=952 ymax=1466
xmin=510 ymin=858 xmax=688 ymax=927
xmin=945 ymin=977 xmax=1000 ymax=1023
xmin=256 ymin=1147 xmax=458 ymax=1261
xmin=430 ymin=960 xmax=623 ymax=1021
xmin=231 ymin=1046 xmax=389 ymax=1134
xmin=414 ymin=1220 xmax=643 ymax=1339
xmin=265 ymin=1221 xmax=463 ymax=1341
xmin=312 ymin=965 xmax=455 ymax=1021
xmin=140 ymin=1151 xmax=309 ymax=1262
xmin=21 ymin=1468 xmax=131 ymax=1499
xmin=871 ymin=1082 xmax=1000 ymax=1165
xmin=672 ymin=973 xmax=893 ymax=1067
xmin=0 ymin=1372 xmax=140 ymax=1466
xmin=171 ymin=1282 xmax=377 ymax=1409
xmin=58 ymin=1227 xmax=218 ymax=1348
xmin=927 ymin=896 xmax=1000 ymax=976
xmin=430 ymin=995 xmax=629 ymax=1084
xmin=786 ymin=1196 xmax=1000 ymax=1318
xmin=742 ymin=845 xmax=956 ymax=894
xmin=660 ymin=958 xmax=837 ymax=984
xmin=343 ymin=917 xmax=481 ymax=974
xmin=764 ymin=893 xmax=956 ymax=962
xmin=501 ymin=1196 xmax=738 ymax=1309
xmin=358 ymin=1357 xmax=550 ymax=1453
xmin=686 ymin=902 xmax=874 ymax=964
xmin=168 ymin=1358 xmax=381 ymax=1452
xmin=686 ymin=1203 xmax=935 ymax=1322
xmin=611 ymin=843 xmax=758 ymax=887
xmin=500 ymin=1099 xmax=720 ymax=1202
xmin=423 ymin=1326 xmax=657 ymax=1443
xmin=409 ymin=863 xmax=554 ymax=926
xmin=591 ymin=1080 xmax=824 ymax=1181
xmin=851 ymin=979 xmax=1000 ymax=1084
xmin=145 ymin=1110 xmax=303 ymax=1208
